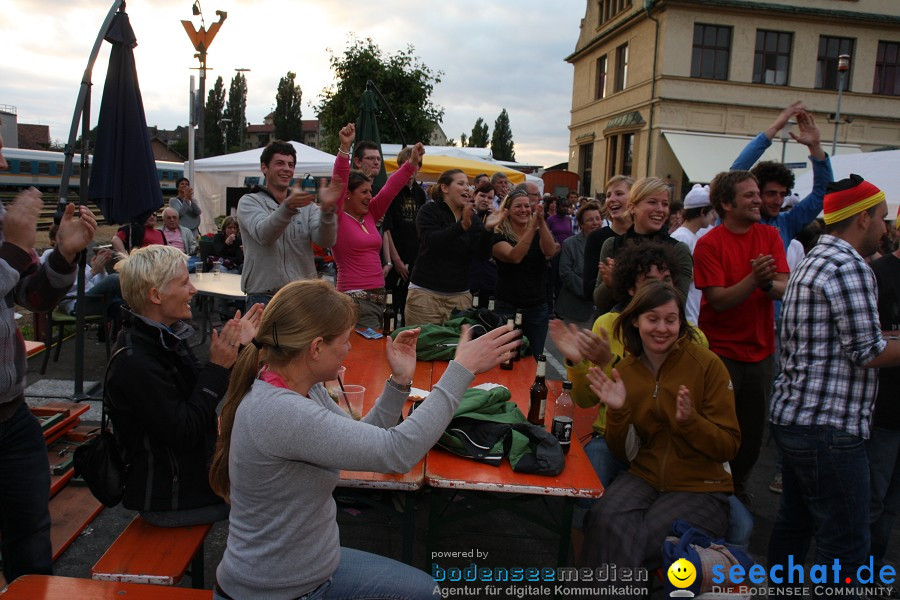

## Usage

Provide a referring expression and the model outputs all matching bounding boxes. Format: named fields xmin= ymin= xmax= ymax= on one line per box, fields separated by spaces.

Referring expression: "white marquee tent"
xmin=185 ymin=142 xmax=336 ymax=234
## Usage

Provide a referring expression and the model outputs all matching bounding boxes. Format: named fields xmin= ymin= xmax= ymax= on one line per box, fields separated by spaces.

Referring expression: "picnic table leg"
xmin=557 ymin=498 xmax=575 ymax=567
xmin=190 ymin=542 xmax=205 ymax=589
xmin=400 ymin=491 xmax=417 ymax=566
xmin=426 ymin=488 xmax=444 ymax=567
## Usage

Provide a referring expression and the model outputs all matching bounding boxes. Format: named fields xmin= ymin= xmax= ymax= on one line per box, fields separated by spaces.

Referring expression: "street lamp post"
xmin=831 ymin=53 xmax=850 ymax=156
xmin=181 ymin=1 xmax=227 ymax=158
xmin=234 ymin=67 xmax=251 ymax=151
xmin=780 ymin=118 xmax=797 ymax=164
xmin=219 ymin=117 xmax=231 ymax=153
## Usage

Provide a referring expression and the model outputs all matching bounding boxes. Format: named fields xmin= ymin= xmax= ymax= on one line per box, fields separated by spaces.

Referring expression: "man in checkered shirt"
xmin=768 ymin=175 xmax=900 ymax=589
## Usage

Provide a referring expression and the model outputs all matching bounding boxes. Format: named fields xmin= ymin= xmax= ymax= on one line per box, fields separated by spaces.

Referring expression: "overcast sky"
xmin=1 ymin=0 xmax=586 ymax=167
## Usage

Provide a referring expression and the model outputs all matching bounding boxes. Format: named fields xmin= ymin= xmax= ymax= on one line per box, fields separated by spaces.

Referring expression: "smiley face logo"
xmin=667 ymin=558 xmax=697 ymax=589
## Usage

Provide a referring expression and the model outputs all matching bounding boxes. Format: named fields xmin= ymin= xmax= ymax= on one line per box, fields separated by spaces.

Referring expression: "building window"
xmin=606 ymin=132 xmax=634 ymax=179
xmin=691 ymin=24 xmax=732 ymax=80
xmin=816 ymin=36 xmax=854 ymax=90
xmin=874 ymin=41 xmax=900 ymax=96
xmin=614 ymin=44 xmax=628 ymax=92
xmin=753 ymin=30 xmax=792 ymax=86
xmin=598 ymin=0 xmax=632 ymax=27
xmin=580 ymin=143 xmax=594 ymax=197
xmin=596 ymin=55 xmax=608 ymax=100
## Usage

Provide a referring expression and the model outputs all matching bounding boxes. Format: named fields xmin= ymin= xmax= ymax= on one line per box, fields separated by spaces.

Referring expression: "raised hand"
xmin=235 ymin=303 xmax=264 ymax=346
xmin=549 ymin=319 xmax=585 ymax=363
xmin=209 ymin=320 xmax=242 ymax=369
xmin=56 ymin=204 xmax=98 ymax=263
xmin=790 ymin=111 xmax=824 ymax=158
xmin=338 ymin=123 xmax=355 ymax=152
xmin=586 ymin=366 xmax=626 ymax=410
xmin=386 ymin=327 xmax=420 ymax=385
xmin=318 ymin=176 xmax=342 ymax=214
xmin=286 ymin=184 xmax=315 ymax=211
xmin=675 ymin=385 xmax=693 ymax=424
xmin=409 ymin=142 xmax=426 ymax=167
xmin=483 ymin=207 xmax=508 ymax=231
xmin=766 ymin=101 xmax=805 ymax=139
xmin=599 ymin=257 xmax=616 ymax=289
xmin=453 ymin=324 xmax=521 ymax=375
xmin=578 ymin=327 xmax=612 ymax=366
xmin=4 ymin=188 xmax=43 ymax=253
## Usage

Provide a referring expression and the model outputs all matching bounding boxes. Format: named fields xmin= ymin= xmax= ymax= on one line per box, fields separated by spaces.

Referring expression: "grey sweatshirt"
xmin=237 ymin=188 xmax=337 ymax=295
xmin=216 ymin=360 xmax=473 ymax=599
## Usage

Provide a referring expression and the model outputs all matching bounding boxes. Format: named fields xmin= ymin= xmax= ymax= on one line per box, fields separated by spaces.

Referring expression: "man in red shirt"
xmin=694 ymin=170 xmax=789 ymax=504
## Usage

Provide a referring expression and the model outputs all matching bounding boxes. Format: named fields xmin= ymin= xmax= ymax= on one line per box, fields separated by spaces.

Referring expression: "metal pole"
xmin=188 ymin=76 xmax=195 ymax=183
xmin=831 ymin=54 xmax=850 ymax=157
xmin=197 ymin=51 xmax=206 ymax=158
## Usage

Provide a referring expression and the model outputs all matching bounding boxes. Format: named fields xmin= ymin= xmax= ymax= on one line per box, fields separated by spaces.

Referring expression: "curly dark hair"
xmin=751 ymin=160 xmax=794 ymax=192
xmin=611 ymin=240 xmax=680 ymax=303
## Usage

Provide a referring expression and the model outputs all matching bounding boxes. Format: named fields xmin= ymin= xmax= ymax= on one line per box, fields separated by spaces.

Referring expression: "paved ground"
xmin=23 ymin=316 xmax=900 ymax=598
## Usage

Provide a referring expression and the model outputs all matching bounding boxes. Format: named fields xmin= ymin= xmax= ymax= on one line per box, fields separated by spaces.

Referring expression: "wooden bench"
xmin=24 ymin=340 xmax=45 ymax=358
xmin=91 ymin=515 xmax=211 ymax=588
xmin=49 ymin=486 xmax=104 ymax=561
xmin=0 ymin=575 xmax=212 ymax=599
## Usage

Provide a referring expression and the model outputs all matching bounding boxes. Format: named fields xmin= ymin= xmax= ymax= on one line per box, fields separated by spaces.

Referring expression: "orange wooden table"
xmin=425 ymin=357 xmax=604 ymax=566
xmin=0 ymin=575 xmax=211 ymax=599
xmin=331 ymin=337 xmax=434 ymax=564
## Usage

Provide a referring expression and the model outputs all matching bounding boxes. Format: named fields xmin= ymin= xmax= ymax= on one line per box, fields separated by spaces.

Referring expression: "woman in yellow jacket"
xmin=578 ymin=280 xmax=740 ymax=571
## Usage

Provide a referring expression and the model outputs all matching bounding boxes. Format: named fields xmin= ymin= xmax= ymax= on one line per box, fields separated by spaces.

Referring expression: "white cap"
xmin=783 ymin=193 xmax=800 ymax=208
xmin=684 ymin=184 xmax=711 ymax=209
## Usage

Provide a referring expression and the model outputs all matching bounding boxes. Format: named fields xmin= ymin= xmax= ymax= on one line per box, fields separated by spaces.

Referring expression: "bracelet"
xmin=338 ymin=149 xmax=351 ymax=157
xmin=387 ymin=374 xmax=412 ymax=392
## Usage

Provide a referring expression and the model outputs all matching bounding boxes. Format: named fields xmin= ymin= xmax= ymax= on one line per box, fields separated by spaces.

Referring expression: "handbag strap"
xmin=100 ymin=346 xmax=131 ymax=434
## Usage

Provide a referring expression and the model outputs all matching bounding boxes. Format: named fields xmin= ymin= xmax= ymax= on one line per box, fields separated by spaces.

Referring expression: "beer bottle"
xmin=552 ymin=381 xmax=575 ymax=454
xmin=513 ymin=310 xmax=523 ymax=361
xmin=527 ymin=354 xmax=548 ymax=425
xmin=383 ymin=292 xmax=396 ymax=335
xmin=488 ymin=296 xmax=496 ymax=312
xmin=472 ymin=292 xmax=480 ymax=309
xmin=499 ymin=318 xmax=515 ymax=370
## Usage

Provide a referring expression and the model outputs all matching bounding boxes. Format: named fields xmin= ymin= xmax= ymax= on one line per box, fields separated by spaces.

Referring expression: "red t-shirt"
xmin=115 ymin=226 xmax=166 ymax=249
xmin=694 ymin=223 xmax=788 ymax=362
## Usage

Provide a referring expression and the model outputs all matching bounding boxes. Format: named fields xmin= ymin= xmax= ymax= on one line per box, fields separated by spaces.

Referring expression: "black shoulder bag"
xmin=73 ymin=347 xmax=130 ymax=507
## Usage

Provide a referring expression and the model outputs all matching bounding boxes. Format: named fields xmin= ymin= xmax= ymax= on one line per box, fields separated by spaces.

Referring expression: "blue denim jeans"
xmin=245 ymin=293 xmax=274 ymax=309
xmin=867 ymin=426 xmax=900 ymax=568
xmin=0 ymin=401 xmax=53 ymax=581
xmin=495 ymin=301 xmax=550 ymax=358
xmin=768 ymin=424 xmax=870 ymax=590
xmin=213 ymin=547 xmax=439 ymax=599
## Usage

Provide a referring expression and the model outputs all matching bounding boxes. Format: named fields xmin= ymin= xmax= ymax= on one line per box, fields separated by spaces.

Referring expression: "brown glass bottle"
xmin=499 ymin=318 xmax=515 ymax=370
xmin=383 ymin=292 xmax=396 ymax=335
xmin=513 ymin=310 xmax=523 ymax=361
xmin=527 ymin=354 xmax=548 ymax=425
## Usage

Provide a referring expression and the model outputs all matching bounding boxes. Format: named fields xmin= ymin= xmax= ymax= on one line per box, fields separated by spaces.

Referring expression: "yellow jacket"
xmin=605 ymin=338 xmax=739 ymax=493
xmin=565 ymin=311 xmax=708 ymax=435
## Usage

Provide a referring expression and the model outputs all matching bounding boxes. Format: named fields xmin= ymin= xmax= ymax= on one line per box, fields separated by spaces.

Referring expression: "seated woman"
xmin=210 ymin=216 xmax=244 ymax=273
xmin=110 ymin=210 xmax=165 ymax=254
xmin=330 ymin=123 xmax=425 ymax=329
xmin=580 ymin=281 xmax=739 ymax=571
xmin=492 ymin=188 xmax=559 ymax=357
xmin=106 ymin=245 xmax=262 ymax=527
xmin=405 ymin=170 xmax=506 ymax=326
xmin=593 ymin=176 xmax=693 ymax=314
xmin=209 ymin=279 xmax=520 ymax=599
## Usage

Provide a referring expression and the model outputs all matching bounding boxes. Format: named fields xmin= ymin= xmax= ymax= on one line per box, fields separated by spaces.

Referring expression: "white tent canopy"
xmin=185 ymin=141 xmax=336 ymax=234
xmin=793 ymin=149 xmax=900 ymax=219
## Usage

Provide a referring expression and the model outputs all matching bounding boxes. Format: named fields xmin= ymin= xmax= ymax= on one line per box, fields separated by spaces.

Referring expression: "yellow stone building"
xmin=566 ymin=0 xmax=900 ymax=198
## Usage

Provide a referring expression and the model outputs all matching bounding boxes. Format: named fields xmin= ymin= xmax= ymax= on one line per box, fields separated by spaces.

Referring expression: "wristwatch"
xmin=387 ymin=374 xmax=412 ymax=393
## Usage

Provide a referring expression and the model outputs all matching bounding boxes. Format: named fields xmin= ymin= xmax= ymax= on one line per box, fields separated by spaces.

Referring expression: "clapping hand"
xmin=386 ymin=327 xmax=420 ymax=386
xmin=57 ymin=203 xmax=98 ymax=264
xmin=599 ymin=258 xmax=616 ymax=288
xmin=318 ymin=176 xmax=342 ymax=214
xmin=483 ymin=207 xmax=508 ymax=231
xmin=234 ymin=303 xmax=264 ymax=347
xmin=453 ymin=324 xmax=521 ymax=375
xmin=675 ymin=385 xmax=692 ymax=424
xmin=586 ymin=366 xmax=626 ymax=410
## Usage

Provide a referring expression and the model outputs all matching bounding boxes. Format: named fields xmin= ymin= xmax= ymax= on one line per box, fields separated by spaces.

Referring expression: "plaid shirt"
xmin=770 ymin=235 xmax=887 ymax=438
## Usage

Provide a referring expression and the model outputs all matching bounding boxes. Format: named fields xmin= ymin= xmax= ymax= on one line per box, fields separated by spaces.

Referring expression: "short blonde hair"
xmin=627 ymin=177 xmax=671 ymax=213
xmin=116 ymin=245 xmax=188 ymax=314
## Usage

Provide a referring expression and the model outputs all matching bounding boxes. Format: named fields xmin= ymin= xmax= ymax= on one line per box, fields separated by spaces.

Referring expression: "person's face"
xmin=605 ymin=182 xmax=630 ymax=219
xmin=319 ymin=328 xmax=353 ymax=381
xmin=668 ymin=209 xmax=684 ymax=231
xmin=724 ymin=179 xmax=762 ymax=226
xmin=261 ymin=153 xmax=296 ymax=192
xmin=474 ymin=189 xmax=495 ymax=212
xmin=494 ymin=177 xmax=510 ymax=197
xmin=357 ymin=149 xmax=382 ymax=177
xmin=225 ymin=223 xmax=239 ymax=237
xmin=145 ymin=213 xmax=157 ymax=227
xmin=155 ymin=263 xmax=196 ymax=326
xmin=442 ymin=173 xmax=471 ymax=208
xmin=509 ymin=196 xmax=532 ymax=226
xmin=760 ymin=182 xmax=789 ymax=219
xmin=632 ymin=192 xmax=670 ymax=234
xmin=860 ymin=201 xmax=889 ymax=257
xmin=580 ymin=209 xmax=603 ymax=235
xmin=632 ymin=265 xmax=673 ymax=295
xmin=162 ymin=211 xmax=179 ymax=231
xmin=177 ymin=179 xmax=190 ymax=197
xmin=547 ymin=200 xmax=557 ymax=216
xmin=636 ymin=299 xmax=681 ymax=356
xmin=703 ymin=208 xmax=719 ymax=228
xmin=346 ymin=182 xmax=374 ymax=217
xmin=0 ymin=131 xmax=7 ymax=171
xmin=568 ymin=192 xmax=579 ymax=205
xmin=526 ymin=185 xmax=541 ymax=210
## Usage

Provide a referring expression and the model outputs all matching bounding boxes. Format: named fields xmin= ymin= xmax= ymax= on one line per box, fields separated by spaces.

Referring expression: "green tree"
xmin=274 ymin=71 xmax=303 ymax=142
xmin=469 ymin=117 xmax=489 ymax=148
xmin=460 ymin=133 xmax=467 ymax=147
xmin=224 ymin=72 xmax=248 ymax=152
xmin=317 ymin=35 xmax=444 ymax=153
xmin=490 ymin=109 xmax=515 ymax=161
xmin=204 ymin=76 xmax=226 ymax=156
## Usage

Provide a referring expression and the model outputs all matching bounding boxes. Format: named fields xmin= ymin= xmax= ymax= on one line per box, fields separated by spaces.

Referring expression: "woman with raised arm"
xmin=579 ymin=280 xmax=739 ymax=572
xmin=209 ymin=280 xmax=520 ymax=599
xmin=330 ymin=123 xmax=426 ymax=329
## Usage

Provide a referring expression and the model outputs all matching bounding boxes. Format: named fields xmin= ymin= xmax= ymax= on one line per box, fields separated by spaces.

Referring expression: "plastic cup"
xmin=212 ymin=260 xmax=221 ymax=278
xmin=332 ymin=384 xmax=365 ymax=420
xmin=196 ymin=263 xmax=204 ymax=281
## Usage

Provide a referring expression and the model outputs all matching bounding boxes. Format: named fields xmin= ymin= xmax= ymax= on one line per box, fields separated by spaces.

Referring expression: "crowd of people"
xmin=1 ymin=98 xmax=898 ymax=599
